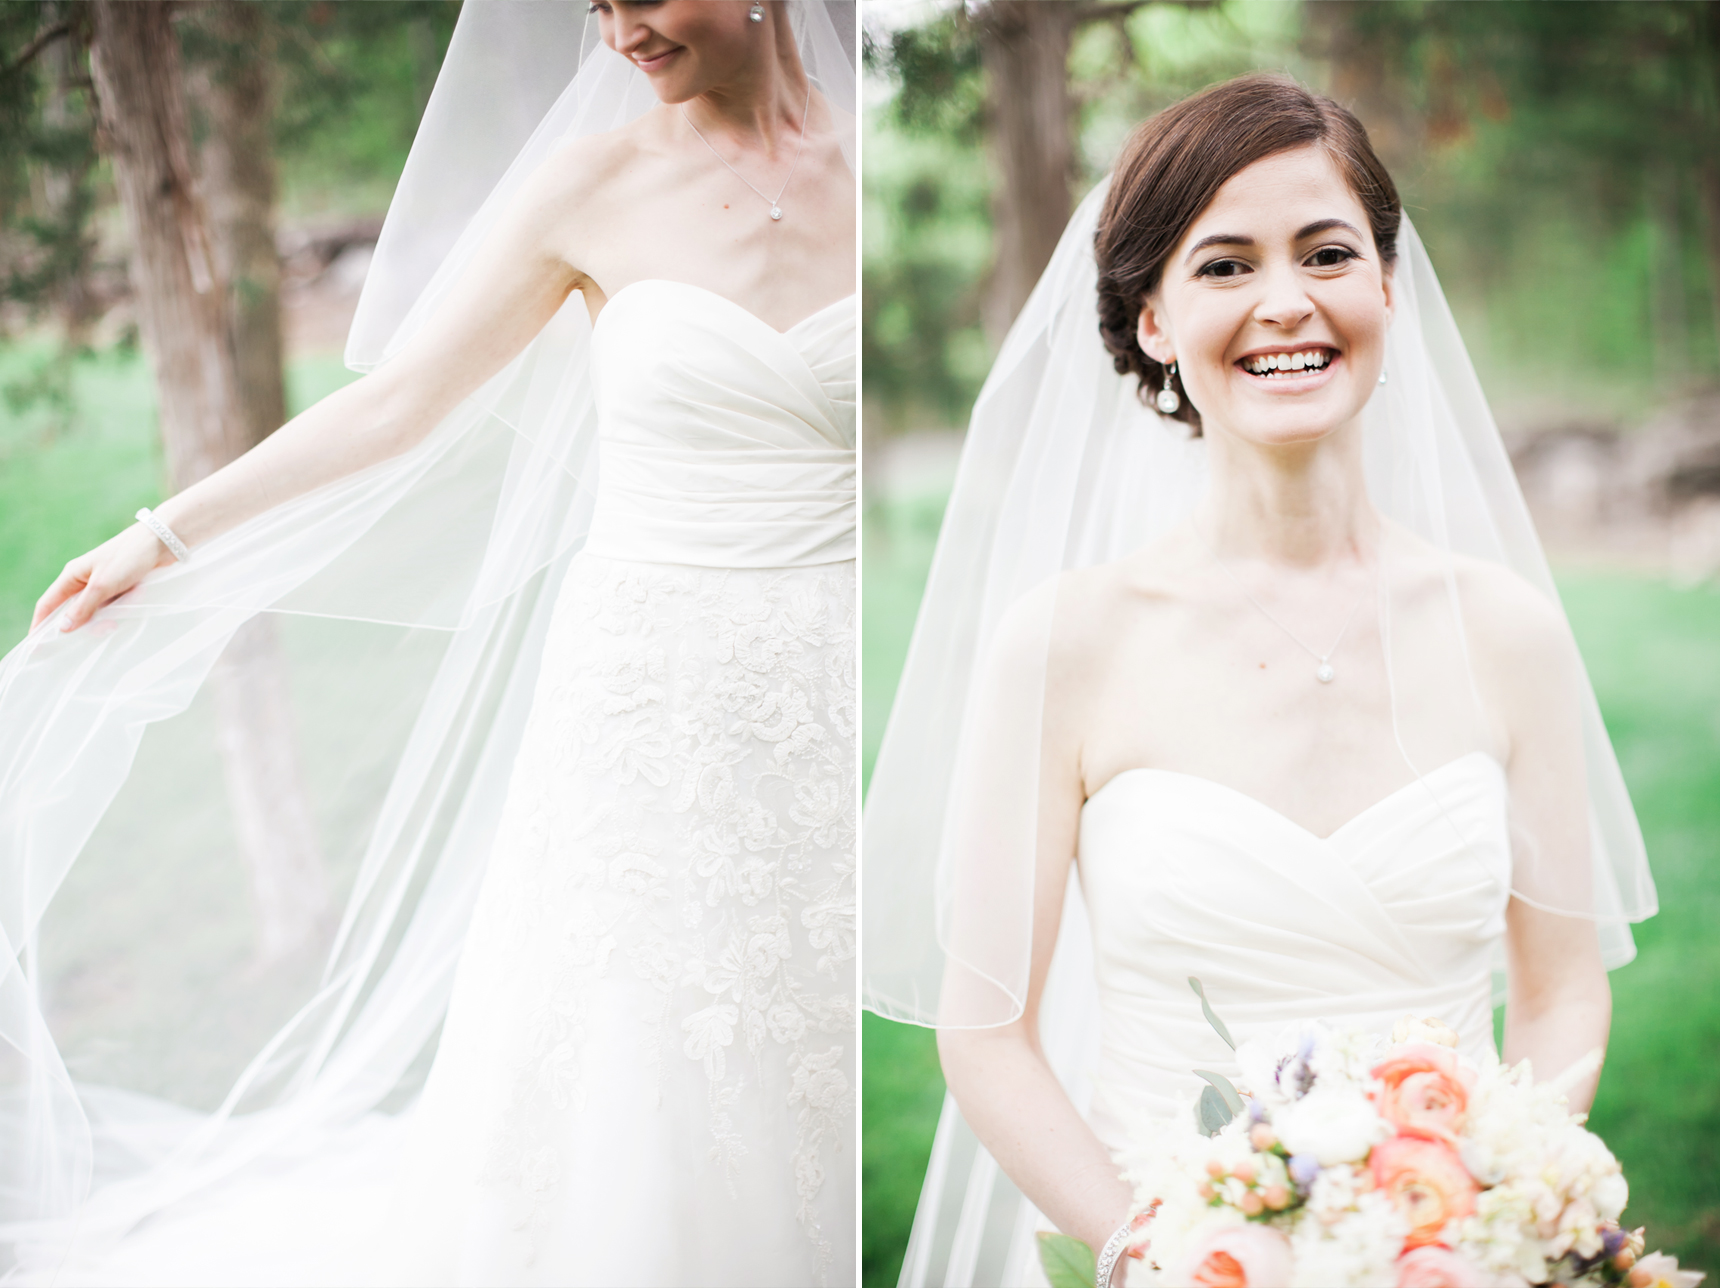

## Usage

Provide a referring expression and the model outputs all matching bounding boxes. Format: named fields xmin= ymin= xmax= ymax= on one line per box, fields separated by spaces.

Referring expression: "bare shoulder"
xmin=1448 ymin=552 xmax=1575 ymax=673
xmin=1380 ymin=521 xmax=1571 ymax=669
xmin=1017 ymin=543 xmax=1187 ymax=691
xmin=1397 ymin=541 xmax=1585 ymax=743
xmin=525 ymin=123 xmax=654 ymax=213
xmin=973 ymin=563 xmax=1127 ymax=688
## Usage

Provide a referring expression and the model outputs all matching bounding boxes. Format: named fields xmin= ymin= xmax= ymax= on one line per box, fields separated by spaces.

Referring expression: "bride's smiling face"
xmin=1135 ymin=145 xmax=1394 ymax=448
xmin=590 ymin=1 xmax=760 ymax=104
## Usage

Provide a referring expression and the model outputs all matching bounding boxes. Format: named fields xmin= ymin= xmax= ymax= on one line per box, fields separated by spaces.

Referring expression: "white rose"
xmin=1273 ymin=1085 xmax=1393 ymax=1166
xmin=1592 ymin=1171 xmax=1628 ymax=1221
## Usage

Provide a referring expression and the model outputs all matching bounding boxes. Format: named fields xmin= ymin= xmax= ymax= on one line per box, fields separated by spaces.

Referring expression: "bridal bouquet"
xmin=1038 ymin=983 xmax=1702 ymax=1288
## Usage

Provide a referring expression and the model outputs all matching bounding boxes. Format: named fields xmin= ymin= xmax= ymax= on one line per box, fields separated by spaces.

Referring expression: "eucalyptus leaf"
xmin=1193 ymin=1068 xmax=1245 ymax=1116
xmin=1037 ymin=1231 xmax=1098 ymax=1288
xmin=1196 ymin=1083 xmax=1233 ymax=1135
xmin=1187 ymin=976 xmax=1236 ymax=1050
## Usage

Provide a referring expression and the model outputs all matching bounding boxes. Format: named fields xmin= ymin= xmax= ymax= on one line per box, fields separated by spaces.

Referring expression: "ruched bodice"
xmin=1077 ymin=750 xmax=1511 ymax=1154
xmin=584 ymin=279 xmax=856 ymax=569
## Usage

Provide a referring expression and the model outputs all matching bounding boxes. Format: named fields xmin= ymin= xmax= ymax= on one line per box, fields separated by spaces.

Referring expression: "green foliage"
xmin=265 ymin=1 xmax=462 ymax=216
xmin=1188 ymin=975 xmax=1237 ymax=1050
xmin=0 ymin=4 xmax=100 ymax=425
xmin=1194 ymin=1068 xmax=1244 ymax=1116
xmin=1343 ymin=0 xmax=1720 ymax=409
xmin=1196 ymin=1084 xmax=1232 ymax=1136
xmin=1037 ymin=1231 xmax=1098 ymax=1288
xmin=863 ymin=16 xmax=991 ymax=433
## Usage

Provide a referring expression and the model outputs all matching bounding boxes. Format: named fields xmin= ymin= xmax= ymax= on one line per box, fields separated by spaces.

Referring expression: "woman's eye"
xmin=1307 ymin=246 xmax=1357 ymax=268
xmin=1198 ymin=259 xmax=1249 ymax=279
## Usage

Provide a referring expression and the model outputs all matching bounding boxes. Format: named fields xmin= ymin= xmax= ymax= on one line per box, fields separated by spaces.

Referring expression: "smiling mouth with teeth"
xmin=1241 ymin=349 xmax=1335 ymax=377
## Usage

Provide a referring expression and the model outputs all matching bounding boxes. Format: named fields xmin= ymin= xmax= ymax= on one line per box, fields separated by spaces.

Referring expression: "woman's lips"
xmin=633 ymin=46 xmax=683 ymax=73
xmin=1233 ymin=349 xmax=1342 ymax=392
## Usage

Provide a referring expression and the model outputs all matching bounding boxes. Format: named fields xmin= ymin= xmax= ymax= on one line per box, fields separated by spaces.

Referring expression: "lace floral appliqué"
xmin=465 ymin=556 xmax=855 ymax=1281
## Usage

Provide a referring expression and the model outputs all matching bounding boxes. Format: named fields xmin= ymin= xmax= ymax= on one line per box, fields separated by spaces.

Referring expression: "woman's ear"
xmin=1135 ymin=294 xmax=1176 ymax=365
xmin=1381 ymin=265 xmax=1396 ymax=327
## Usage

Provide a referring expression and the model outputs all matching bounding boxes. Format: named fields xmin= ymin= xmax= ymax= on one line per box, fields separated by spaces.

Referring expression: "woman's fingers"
xmin=60 ymin=573 xmax=117 ymax=632
xmin=33 ymin=559 xmax=92 ymax=630
xmin=38 ymin=527 xmax=166 ymax=633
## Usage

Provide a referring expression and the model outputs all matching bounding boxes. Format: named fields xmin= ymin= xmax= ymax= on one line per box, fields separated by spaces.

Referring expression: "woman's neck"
xmin=1198 ymin=417 xmax=1377 ymax=569
xmin=684 ymin=14 xmax=809 ymax=149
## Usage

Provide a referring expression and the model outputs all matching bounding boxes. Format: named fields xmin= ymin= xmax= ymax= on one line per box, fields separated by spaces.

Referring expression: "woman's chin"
xmin=1208 ymin=405 xmax=1360 ymax=450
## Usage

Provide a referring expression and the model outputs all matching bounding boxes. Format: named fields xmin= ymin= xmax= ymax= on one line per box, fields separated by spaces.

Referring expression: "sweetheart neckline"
xmin=1084 ymin=749 xmax=1504 ymax=844
xmin=594 ymin=278 xmax=856 ymax=338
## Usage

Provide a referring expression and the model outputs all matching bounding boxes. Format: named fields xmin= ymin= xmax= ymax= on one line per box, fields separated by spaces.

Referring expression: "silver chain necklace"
xmin=1197 ymin=526 xmax=1374 ymax=685
xmin=681 ymin=82 xmax=813 ymax=222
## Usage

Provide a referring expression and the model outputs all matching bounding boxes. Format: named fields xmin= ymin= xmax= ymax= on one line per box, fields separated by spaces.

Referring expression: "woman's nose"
xmin=609 ymin=12 xmax=652 ymax=57
xmin=1252 ymin=262 xmax=1315 ymax=330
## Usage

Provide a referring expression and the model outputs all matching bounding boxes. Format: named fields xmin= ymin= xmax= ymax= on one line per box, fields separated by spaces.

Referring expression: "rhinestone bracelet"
xmin=1095 ymin=1205 xmax=1157 ymax=1288
xmin=136 ymin=507 xmax=191 ymax=564
xmin=1094 ymin=1221 xmax=1133 ymax=1287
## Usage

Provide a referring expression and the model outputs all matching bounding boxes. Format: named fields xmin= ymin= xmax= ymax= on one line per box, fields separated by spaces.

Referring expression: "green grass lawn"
xmin=860 ymin=492 xmax=1720 ymax=1288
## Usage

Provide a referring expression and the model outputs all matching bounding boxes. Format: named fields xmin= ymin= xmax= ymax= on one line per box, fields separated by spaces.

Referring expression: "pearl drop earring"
xmin=749 ymin=2 xmax=764 ymax=21
xmin=1155 ymin=361 xmax=1182 ymax=415
xmin=1378 ymin=366 xmax=1388 ymax=385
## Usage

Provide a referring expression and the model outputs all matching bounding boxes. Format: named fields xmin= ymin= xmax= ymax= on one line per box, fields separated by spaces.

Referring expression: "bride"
xmin=3 ymin=2 xmax=855 ymax=1285
xmin=862 ymin=74 xmax=1656 ymax=1287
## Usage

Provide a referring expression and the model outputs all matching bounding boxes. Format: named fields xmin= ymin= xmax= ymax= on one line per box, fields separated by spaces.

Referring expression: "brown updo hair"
xmin=1096 ymin=73 xmax=1401 ymax=433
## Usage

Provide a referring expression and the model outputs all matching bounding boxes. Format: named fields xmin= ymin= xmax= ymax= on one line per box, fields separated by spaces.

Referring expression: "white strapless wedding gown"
xmin=905 ymin=751 xmax=1510 ymax=1287
xmin=384 ymin=282 xmax=858 ymax=1286
xmin=1077 ymin=750 xmax=1509 ymax=1161
xmin=48 ymin=281 xmax=857 ymax=1288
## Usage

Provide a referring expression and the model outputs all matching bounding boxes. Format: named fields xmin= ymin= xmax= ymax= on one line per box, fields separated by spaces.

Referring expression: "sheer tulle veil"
xmin=0 ymin=1 xmax=855 ymax=1272
xmin=860 ymin=180 xmax=1657 ymax=1283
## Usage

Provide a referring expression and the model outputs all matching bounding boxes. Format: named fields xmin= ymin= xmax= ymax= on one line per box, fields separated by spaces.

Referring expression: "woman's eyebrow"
xmin=1297 ymin=217 xmax=1363 ymax=241
xmin=1184 ymin=218 xmax=1365 ymax=265
xmin=1185 ymin=233 xmax=1252 ymax=263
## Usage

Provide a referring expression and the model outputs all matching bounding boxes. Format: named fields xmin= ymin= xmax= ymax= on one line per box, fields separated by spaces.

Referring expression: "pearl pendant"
xmin=770 ymin=206 xmax=783 ymax=221
xmin=1316 ymin=663 xmax=1335 ymax=684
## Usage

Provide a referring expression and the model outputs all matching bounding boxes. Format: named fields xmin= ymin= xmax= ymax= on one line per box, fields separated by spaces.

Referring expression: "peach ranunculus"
xmin=1372 ymin=1043 xmax=1475 ymax=1145
xmin=1369 ymin=1135 xmax=1480 ymax=1250
xmin=1166 ymin=1223 xmax=1294 ymax=1288
xmin=1395 ymin=1246 xmax=1484 ymax=1288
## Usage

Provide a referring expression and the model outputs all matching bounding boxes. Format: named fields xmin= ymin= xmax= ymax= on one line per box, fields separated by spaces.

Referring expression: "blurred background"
xmin=861 ymin=2 xmax=1720 ymax=1285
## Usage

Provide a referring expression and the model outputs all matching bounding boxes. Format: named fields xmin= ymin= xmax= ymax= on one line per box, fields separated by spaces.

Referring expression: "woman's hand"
xmin=33 ymin=522 xmax=173 ymax=633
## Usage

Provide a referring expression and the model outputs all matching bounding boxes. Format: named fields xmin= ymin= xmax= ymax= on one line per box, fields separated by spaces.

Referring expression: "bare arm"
xmin=1480 ymin=572 xmax=1612 ymax=1112
xmin=936 ymin=588 xmax=1135 ymax=1260
xmin=36 ymin=143 xmax=593 ymax=633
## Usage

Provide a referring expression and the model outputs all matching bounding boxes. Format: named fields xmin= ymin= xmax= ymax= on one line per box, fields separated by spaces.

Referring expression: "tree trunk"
xmin=88 ymin=0 xmax=247 ymax=489
xmin=974 ymin=0 xmax=1079 ymax=344
xmin=89 ymin=0 xmax=329 ymax=965
xmin=190 ymin=0 xmax=287 ymax=450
